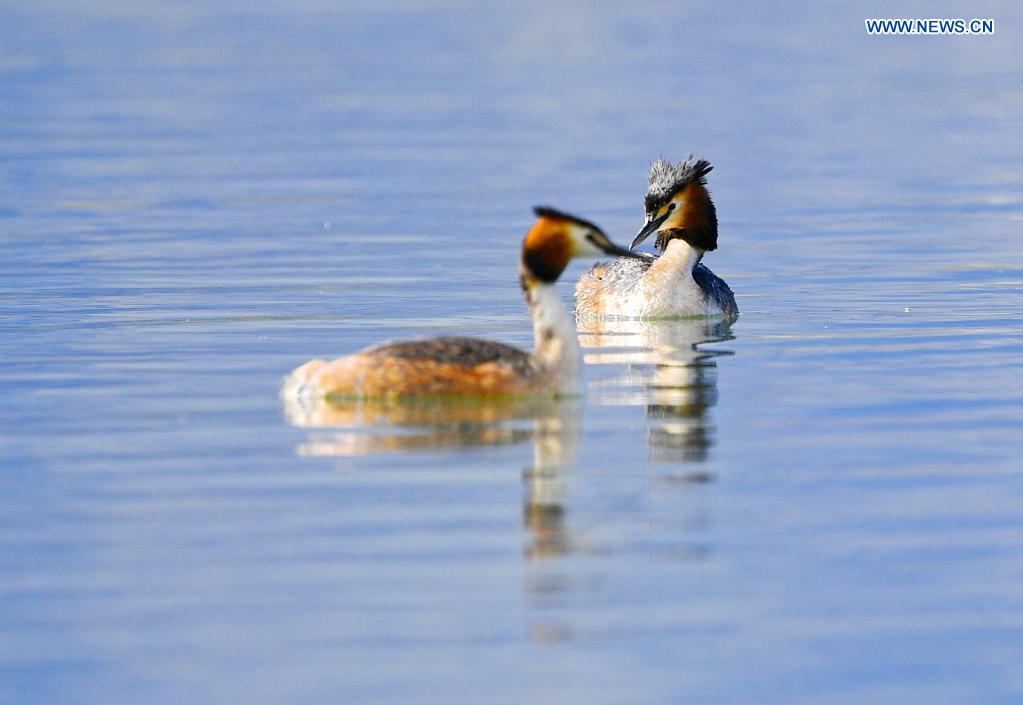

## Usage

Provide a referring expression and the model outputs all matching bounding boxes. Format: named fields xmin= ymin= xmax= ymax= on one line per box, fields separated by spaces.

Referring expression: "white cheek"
xmin=576 ymin=237 xmax=604 ymax=257
xmin=666 ymin=200 xmax=685 ymax=228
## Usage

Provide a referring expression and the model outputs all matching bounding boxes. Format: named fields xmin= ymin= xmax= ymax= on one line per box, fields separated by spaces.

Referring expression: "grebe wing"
xmin=364 ymin=336 xmax=535 ymax=372
xmin=693 ymin=264 xmax=739 ymax=317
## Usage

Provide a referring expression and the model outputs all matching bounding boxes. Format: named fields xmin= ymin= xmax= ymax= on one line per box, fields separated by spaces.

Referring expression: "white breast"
xmin=605 ymin=240 xmax=721 ymax=318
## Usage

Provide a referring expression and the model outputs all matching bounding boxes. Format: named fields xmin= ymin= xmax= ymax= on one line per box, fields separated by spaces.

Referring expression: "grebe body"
xmin=576 ymin=247 xmax=736 ymax=319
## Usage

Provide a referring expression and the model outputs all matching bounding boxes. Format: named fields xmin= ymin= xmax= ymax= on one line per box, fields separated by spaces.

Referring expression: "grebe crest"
xmin=575 ymin=155 xmax=737 ymax=320
xmin=283 ymin=207 xmax=640 ymax=401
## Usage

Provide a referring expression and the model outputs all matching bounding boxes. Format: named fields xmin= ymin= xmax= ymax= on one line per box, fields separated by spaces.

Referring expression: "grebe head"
xmin=522 ymin=206 xmax=639 ymax=284
xmin=631 ymin=156 xmax=718 ymax=253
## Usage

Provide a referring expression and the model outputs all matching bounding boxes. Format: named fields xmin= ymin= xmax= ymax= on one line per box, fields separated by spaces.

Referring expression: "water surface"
xmin=2 ymin=2 xmax=1023 ymax=704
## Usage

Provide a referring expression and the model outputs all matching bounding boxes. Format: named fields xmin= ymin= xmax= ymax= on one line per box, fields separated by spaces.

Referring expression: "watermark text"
xmin=865 ymin=18 xmax=994 ymax=35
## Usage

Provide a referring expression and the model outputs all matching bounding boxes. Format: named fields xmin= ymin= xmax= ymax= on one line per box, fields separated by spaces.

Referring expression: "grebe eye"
xmin=667 ymin=203 xmax=676 ymax=211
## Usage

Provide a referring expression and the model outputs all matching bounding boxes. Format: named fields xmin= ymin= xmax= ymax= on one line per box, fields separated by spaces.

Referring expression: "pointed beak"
xmin=630 ymin=211 xmax=671 ymax=250
xmin=587 ymin=229 xmax=645 ymax=259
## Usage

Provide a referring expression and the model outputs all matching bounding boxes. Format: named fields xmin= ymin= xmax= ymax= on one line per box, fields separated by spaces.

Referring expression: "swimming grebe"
xmin=282 ymin=207 xmax=641 ymax=400
xmin=575 ymin=156 xmax=738 ymax=319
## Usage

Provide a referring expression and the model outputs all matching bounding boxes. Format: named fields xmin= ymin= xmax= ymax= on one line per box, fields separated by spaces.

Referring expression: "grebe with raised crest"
xmin=575 ymin=156 xmax=737 ymax=319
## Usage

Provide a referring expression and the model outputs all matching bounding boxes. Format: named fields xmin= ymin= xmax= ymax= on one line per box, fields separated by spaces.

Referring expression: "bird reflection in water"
xmin=283 ymin=394 xmax=545 ymax=456
xmin=580 ymin=317 xmax=733 ymax=469
xmin=521 ymin=403 xmax=581 ymax=560
xmin=281 ymin=325 xmax=731 ymax=645
xmin=522 ymin=319 xmax=733 ymax=642
xmin=283 ymin=392 xmax=581 ymax=561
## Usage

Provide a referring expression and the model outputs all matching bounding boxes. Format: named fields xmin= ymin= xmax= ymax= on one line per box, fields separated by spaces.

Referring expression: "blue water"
xmin=3 ymin=2 xmax=1023 ymax=704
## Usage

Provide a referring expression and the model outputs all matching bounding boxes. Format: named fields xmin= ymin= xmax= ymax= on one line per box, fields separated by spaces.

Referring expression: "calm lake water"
xmin=3 ymin=2 xmax=1023 ymax=704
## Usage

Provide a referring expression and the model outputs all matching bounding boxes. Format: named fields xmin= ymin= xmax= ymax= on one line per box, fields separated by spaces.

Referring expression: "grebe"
xmin=575 ymin=156 xmax=738 ymax=319
xmin=283 ymin=207 xmax=640 ymax=400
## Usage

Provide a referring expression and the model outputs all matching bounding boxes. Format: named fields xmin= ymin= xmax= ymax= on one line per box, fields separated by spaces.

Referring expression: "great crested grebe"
xmin=575 ymin=156 xmax=738 ymax=319
xmin=282 ymin=207 xmax=641 ymax=400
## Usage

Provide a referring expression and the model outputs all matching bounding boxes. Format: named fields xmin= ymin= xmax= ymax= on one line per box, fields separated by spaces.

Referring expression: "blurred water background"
xmin=2 ymin=2 xmax=1022 ymax=704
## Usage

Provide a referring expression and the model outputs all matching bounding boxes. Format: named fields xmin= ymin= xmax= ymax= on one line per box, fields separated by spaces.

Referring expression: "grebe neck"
xmin=526 ymin=282 xmax=580 ymax=393
xmin=650 ymin=238 xmax=704 ymax=279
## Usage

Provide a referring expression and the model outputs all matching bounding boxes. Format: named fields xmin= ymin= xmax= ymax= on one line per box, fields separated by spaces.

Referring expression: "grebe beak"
xmin=586 ymin=229 xmax=645 ymax=259
xmin=630 ymin=211 xmax=671 ymax=250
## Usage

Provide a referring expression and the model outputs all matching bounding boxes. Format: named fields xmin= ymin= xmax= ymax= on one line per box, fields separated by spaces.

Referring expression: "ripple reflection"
xmin=581 ymin=318 xmax=734 ymax=466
